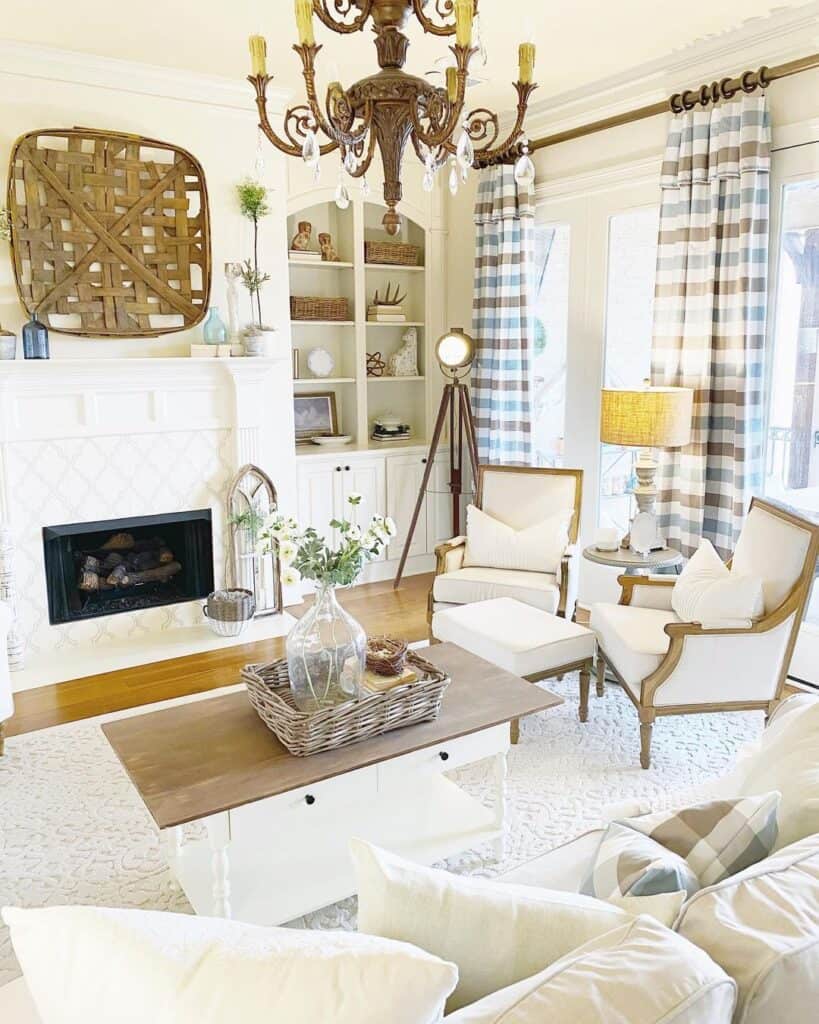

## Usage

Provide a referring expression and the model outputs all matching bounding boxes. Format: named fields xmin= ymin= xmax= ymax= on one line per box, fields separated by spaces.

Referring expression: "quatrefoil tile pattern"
xmin=3 ymin=429 xmax=233 ymax=657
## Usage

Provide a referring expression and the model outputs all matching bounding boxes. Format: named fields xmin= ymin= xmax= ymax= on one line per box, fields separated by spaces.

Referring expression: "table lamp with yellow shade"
xmin=600 ymin=384 xmax=694 ymax=553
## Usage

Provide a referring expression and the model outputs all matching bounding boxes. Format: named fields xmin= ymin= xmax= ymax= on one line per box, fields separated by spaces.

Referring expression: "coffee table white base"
xmin=164 ymin=724 xmax=508 ymax=925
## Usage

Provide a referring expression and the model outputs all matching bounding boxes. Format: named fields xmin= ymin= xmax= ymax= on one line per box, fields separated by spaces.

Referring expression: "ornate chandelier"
xmin=247 ymin=0 xmax=537 ymax=234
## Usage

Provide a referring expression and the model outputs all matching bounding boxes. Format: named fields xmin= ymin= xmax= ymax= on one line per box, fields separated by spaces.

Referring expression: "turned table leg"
xmin=579 ymin=663 xmax=591 ymax=722
xmin=205 ymin=812 xmax=232 ymax=918
xmin=595 ymin=656 xmax=606 ymax=697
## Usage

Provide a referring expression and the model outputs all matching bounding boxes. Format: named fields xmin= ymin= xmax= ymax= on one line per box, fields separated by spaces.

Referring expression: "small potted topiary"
xmin=236 ymin=178 xmax=278 ymax=356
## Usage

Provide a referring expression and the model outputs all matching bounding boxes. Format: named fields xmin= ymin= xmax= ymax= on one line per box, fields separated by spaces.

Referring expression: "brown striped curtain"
xmin=651 ymin=93 xmax=771 ymax=558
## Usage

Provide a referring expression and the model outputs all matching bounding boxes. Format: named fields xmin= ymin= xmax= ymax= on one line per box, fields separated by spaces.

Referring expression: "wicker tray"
xmin=290 ymin=295 xmax=350 ymax=321
xmin=364 ymin=240 xmax=421 ymax=267
xmin=242 ymin=652 xmax=449 ymax=757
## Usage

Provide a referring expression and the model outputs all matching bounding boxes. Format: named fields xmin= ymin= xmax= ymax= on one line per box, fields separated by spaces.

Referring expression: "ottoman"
xmin=431 ymin=597 xmax=596 ymax=743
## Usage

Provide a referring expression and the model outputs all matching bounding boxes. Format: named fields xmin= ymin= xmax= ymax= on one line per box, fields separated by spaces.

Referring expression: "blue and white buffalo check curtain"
xmin=651 ymin=93 xmax=771 ymax=558
xmin=472 ymin=166 xmax=535 ymax=465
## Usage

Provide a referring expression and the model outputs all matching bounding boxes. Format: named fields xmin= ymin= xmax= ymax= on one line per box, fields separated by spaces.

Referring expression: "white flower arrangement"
xmin=258 ymin=495 xmax=397 ymax=588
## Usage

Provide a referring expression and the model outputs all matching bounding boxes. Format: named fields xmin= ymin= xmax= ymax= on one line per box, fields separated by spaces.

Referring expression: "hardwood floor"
xmin=7 ymin=573 xmax=434 ymax=738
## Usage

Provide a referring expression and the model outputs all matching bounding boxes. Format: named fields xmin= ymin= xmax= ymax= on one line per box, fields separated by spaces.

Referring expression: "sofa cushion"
xmin=443 ymin=916 xmax=737 ymax=1023
xmin=731 ymin=503 xmax=812 ymax=615
xmin=0 ymin=979 xmax=41 ymax=1024
xmin=671 ymin=538 xmax=764 ymax=626
xmin=433 ymin=567 xmax=561 ymax=614
xmin=619 ymin=792 xmax=780 ymax=887
xmin=350 ymin=838 xmax=630 ymax=1012
xmin=431 ymin=598 xmax=594 ymax=678
xmin=675 ymin=833 xmax=819 ymax=1024
xmin=590 ymin=603 xmax=677 ymax=689
xmin=1 ymin=905 xmax=458 ymax=1024
xmin=463 ymin=504 xmax=571 ymax=574
xmin=581 ymin=822 xmax=699 ymax=899
xmin=724 ymin=694 xmax=819 ymax=850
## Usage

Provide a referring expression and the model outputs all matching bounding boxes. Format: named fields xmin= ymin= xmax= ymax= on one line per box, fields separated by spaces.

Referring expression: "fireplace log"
xmin=78 ymin=570 xmax=100 ymax=591
xmin=102 ymin=532 xmax=136 ymax=551
xmin=107 ymin=561 xmax=182 ymax=588
xmin=133 ymin=536 xmax=167 ymax=553
xmin=158 ymin=546 xmax=174 ymax=564
xmin=101 ymin=552 xmax=124 ymax=571
xmin=80 ymin=555 xmax=101 ymax=574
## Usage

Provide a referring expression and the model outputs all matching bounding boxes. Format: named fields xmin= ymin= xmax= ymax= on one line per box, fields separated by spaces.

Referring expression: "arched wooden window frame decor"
xmin=225 ymin=464 xmax=282 ymax=617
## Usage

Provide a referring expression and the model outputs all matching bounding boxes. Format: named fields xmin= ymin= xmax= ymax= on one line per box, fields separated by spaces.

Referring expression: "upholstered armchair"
xmin=0 ymin=600 xmax=13 ymax=755
xmin=588 ymin=498 xmax=819 ymax=769
xmin=429 ymin=466 xmax=584 ymax=624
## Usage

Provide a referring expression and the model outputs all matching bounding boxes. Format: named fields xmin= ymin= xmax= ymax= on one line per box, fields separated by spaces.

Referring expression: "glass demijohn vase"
xmin=202 ymin=306 xmax=228 ymax=344
xmin=286 ymin=584 xmax=365 ymax=712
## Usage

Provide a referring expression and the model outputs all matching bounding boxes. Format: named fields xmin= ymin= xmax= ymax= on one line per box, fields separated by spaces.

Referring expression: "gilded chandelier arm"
xmin=312 ymin=0 xmax=373 ymax=33
xmin=296 ymin=43 xmax=373 ymax=148
xmin=411 ymin=0 xmax=479 ymax=36
xmin=471 ymin=82 xmax=538 ymax=166
xmin=250 ymin=75 xmax=339 ymax=157
xmin=409 ymin=44 xmax=474 ymax=149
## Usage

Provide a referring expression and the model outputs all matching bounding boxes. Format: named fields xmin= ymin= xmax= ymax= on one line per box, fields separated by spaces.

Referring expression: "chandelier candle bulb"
xmin=249 ymin=35 xmax=267 ymax=77
xmin=446 ymin=66 xmax=458 ymax=102
xmin=454 ymin=0 xmax=473 ymax=46
xmin=295 ymin=0 xmax=315 ymax=46
xmin=519 ymin=41 xmax=536 ymax=85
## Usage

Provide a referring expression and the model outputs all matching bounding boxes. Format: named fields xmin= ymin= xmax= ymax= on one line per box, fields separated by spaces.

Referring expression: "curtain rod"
xmin=529 ymin=52 xmax=819 ymax=153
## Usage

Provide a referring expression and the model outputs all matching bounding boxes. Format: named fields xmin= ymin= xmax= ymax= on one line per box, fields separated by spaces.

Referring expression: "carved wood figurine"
xmin=318 ymin=233 xmax=340 ymax=262
xmin=387 ymin=327 xmax=419 ymax=377
xmin=290 ymin=221 xmax=313 ymax=251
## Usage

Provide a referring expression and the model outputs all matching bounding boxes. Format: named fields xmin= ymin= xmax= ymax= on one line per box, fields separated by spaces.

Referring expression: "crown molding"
xmin=514 ymin=2 xmax=819 ymax=142
xmin=0 ymin=40 xmax=290 ymax=114
xmin=532 ymin=155 xmax=663 ymax=202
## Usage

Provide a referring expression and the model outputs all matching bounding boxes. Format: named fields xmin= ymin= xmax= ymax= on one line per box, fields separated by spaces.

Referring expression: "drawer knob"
xmin=439 ymin=751 xmax=449 ymax=762
xmin=305 ymin=794 xmax=316 ymax=805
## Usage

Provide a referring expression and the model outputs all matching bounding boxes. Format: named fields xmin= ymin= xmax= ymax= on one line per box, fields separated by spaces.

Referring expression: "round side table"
xmin=582 ymin=544 xmax=683 ymax=574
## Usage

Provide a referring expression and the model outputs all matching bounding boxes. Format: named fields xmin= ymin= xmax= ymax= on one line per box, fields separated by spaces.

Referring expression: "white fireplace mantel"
xmin=0 ymin=354 xmax=298 ymax=691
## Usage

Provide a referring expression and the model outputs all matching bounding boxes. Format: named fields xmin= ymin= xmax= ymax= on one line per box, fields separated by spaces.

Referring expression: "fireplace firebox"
xmin=43 ymin=510 xmax=214 ymax=626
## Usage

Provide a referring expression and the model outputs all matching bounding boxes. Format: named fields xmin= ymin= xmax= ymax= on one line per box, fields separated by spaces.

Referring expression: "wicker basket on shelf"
xmin=242 ymin=651 xmax=449 ymax=757
xmin=290 ymin=296 xmax=350 ymax=321
xmin=364 ymin=240 xmax=420 ymax=267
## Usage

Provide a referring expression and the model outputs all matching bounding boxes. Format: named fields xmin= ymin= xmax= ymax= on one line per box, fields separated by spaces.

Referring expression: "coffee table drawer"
xmin=231 ymin=764 xmax=378 ymax=832
xmin=377 ymin=724 xmax=508 ymax=792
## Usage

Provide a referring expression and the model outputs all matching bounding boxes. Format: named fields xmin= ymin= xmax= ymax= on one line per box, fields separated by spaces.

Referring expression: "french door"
xmin=766 ymin=140 xmax=819 ymax=684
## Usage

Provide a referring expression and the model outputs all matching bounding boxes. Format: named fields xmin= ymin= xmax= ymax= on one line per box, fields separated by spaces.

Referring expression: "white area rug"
xmin=0 ymin=675 xmax=763 ymax=984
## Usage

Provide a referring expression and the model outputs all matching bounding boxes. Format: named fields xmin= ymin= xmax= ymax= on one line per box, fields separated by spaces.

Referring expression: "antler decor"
xmin=373 ymin=283 xmax=406 ymax=307
xmin=247 ymin=0 xmax=537 ymax=235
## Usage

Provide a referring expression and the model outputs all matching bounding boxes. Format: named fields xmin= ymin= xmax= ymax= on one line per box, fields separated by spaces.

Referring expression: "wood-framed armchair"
xmin=429 ymin=465 xmax=584 ymax=625
xmin=587 ymin=498 xmax=819 ymax=769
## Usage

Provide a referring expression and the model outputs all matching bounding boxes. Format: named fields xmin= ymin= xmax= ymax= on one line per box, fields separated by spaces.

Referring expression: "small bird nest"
xmin=366 ymin=635 xmax=409 ymax=677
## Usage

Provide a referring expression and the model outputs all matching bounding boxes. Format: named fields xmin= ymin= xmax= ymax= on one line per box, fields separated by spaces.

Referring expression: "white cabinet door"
xmin=426 ymin=455 xmax=459 ymax=553
xmin=340 ymin=457 xmax=387 ymax=560
xmin=386 ymin=453 xmax=429 ymax=559
xmin=297 ymin=459 xmax=343 ymax=542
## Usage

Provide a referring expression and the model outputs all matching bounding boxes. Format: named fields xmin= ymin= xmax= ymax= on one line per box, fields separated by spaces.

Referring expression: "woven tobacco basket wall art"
xmin=7 ymin=128 xmax=211 ymax=338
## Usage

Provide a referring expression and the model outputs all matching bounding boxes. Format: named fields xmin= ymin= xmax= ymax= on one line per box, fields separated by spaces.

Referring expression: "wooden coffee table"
xmin=103 ymin=643 xmax=561 ymax=925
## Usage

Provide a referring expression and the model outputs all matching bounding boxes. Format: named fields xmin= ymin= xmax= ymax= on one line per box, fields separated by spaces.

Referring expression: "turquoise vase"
xmin=202 ymin=306 xmax=228 ymax=345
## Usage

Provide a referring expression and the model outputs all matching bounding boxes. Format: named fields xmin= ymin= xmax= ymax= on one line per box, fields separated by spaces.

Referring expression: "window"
xmin=531 ymin=222 xmax=569 ymax=466
xmin=765 ymin=177 xmax=819 ymax=627
xmin=599 ymin=205 xmax=660 ymax=531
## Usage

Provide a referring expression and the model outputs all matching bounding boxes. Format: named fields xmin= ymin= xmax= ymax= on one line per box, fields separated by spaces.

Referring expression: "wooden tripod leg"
xmin=459 ymin=385 xmax=480 ymax=486
xmin=393 ymin=385 xmax=452 ymax=588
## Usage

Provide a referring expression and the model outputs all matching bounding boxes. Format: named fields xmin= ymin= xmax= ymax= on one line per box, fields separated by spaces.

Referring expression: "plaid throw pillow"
xmin=581 ymin=823 xmax=699 ymax=899
xmin=619 ymin=792 xmax=780 ymax=887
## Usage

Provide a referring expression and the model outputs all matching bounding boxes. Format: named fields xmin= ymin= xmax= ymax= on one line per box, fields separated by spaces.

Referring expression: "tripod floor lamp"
xmin=393 ymin=329 xmax=479 ymax=589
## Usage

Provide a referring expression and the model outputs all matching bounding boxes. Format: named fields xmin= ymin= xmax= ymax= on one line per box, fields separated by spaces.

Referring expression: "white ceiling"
xmin=4 ymin=1 xmax=812 ymax=112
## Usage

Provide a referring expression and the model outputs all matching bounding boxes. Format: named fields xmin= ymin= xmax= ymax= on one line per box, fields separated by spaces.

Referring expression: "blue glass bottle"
xmin=202 ymin=306 xmax=228 ymax=345
xmin=22 ymin=313 xmax=49 ymax=360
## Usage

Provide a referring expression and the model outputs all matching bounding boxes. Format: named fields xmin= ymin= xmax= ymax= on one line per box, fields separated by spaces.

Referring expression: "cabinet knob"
xmin=439 ymin=751 xmax=449 ymax=762
xmin=335 ymin=466 xmax=342 ymax=472
xmin=305 ymin=794 xmax=316 ymax=806
xmin=345 ymin=465 xmax=351 ymax=471
xmin=421 ymin=458 xmax=428 ymax=464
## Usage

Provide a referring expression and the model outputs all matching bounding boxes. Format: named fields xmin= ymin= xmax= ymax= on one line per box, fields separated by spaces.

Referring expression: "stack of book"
xmin=371 ymin=421 xmax=412 ymax=443
xmin=367 ymin=304 xmax=406 ymax=323
xmin=289 ymin=249 xmax=322 ymax=263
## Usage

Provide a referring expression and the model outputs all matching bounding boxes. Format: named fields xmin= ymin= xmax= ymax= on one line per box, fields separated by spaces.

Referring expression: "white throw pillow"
xmin=671 ymin=538 xmax=764 ymax=626
xmin=675 ymin=834 xmax=819 ymax=1024
xmin=462 ymin=504 xmax=571 ymax=574
xmin=2 ymin=905 xmax=458 ymax=1024
xmin=443 ymin=916 xmax=737 ymax=1023
xmin=723 ymin=693 xmax=819 ymax=850
xmin=350 ymin=838 xmax=630 ymax=1012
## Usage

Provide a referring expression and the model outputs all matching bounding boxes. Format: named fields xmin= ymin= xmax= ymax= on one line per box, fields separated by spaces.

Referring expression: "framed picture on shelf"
xmin=294 ymin=391 xmax=338 ymax=442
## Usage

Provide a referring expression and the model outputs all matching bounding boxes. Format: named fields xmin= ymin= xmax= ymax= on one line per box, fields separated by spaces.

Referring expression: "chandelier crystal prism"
xmin=247 ymin=0 xmax=537 ymax=234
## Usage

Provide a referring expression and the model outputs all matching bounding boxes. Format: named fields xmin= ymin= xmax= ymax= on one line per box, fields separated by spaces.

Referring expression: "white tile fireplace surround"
xmin=0 ymin=356 xmax=298 ymax=692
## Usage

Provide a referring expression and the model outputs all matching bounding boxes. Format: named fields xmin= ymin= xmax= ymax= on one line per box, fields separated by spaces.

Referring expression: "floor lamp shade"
xmin=600 ymin=387 xmax=693 ymax=449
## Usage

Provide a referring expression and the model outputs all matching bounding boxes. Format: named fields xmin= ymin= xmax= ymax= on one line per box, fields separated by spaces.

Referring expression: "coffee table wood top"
xmin=102 ymin=643 xmax=562 ymax=830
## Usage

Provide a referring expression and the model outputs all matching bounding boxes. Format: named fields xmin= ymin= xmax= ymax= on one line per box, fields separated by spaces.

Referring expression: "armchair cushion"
xmin=433 ymin=567 xmax=561 ymax=614
xmin=731 ymin=503 xmax=813 ymax=615
xmin=581 ymin=822 xmax=700 ymax=899
xmin=590 ymin=603 xmax=678 ymax=690
xmin=463 ymin=504 xmax=571 ymax=575
xmin=671 ymin=539 xmax=764 ymax=626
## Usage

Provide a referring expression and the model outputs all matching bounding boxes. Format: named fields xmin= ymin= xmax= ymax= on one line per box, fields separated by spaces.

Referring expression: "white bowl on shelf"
xmin=311 ymin=435 xmax=354 ymax=446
